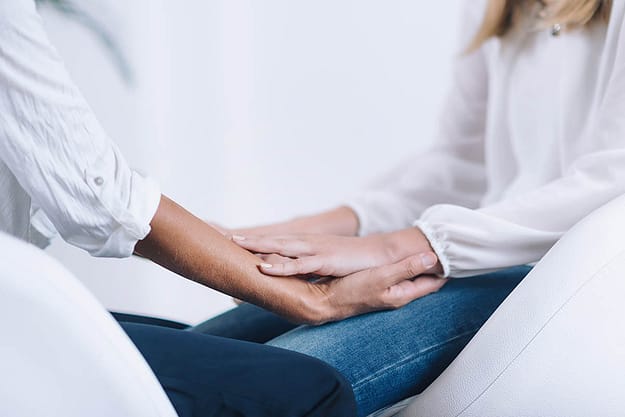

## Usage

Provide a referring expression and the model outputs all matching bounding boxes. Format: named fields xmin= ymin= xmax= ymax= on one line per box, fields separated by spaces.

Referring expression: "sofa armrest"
xmin=400 ymin=194 xmax=625 ymax=417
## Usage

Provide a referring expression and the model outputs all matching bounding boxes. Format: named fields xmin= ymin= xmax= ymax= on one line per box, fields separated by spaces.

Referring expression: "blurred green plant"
xmin=35 ymin=0 xmax=133 ymax=83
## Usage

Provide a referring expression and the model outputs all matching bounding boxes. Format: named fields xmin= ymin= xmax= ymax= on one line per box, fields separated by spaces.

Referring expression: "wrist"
xmin=332 ymin=206 xmax=360 ymax=236
xmin=298 ymin=282 xmax=337 ymax=325
xmin=290 ymin=206 xmax=359 ymax=236
xmin=384 ymin=227 xmax=435 ymax=264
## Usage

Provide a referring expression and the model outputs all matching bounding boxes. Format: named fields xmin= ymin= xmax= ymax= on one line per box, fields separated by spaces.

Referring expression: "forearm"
xmin=135 ymin=195 xmax=328 ymax=323
xmin=290 ymin=206 xmax=359 ymax=235
xmin=238 ymin=206 xmax=359 ymax=237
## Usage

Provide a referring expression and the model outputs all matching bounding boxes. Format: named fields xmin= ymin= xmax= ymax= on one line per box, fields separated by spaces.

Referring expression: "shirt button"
xmin=551 ymin=24 xmax=561 ymax=37
xmin=94 ymin=176 xmax=104 ymax=186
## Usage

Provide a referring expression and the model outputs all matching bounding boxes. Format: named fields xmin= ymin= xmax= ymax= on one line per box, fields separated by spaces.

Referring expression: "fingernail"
xmin=260 ymin=263 xmax=273 ymax=269
xmin=232 ymin=235 xmax=246 ymax=241
xmin=420 ymin=252 xmax=437 ymax=269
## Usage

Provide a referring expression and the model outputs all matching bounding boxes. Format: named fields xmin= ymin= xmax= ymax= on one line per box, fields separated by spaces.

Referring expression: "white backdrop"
xmin=40 ymin=0 xmax=463 ymax=325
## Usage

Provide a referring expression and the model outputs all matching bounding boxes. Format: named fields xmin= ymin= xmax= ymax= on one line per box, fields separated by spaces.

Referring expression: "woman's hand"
xmin=233 ymin=227 xmax=442 ymax=278
xmin=137 ymin=196 xmax=444 ymax=325
xmin=309 ymin=252 xmax=448 ymax=324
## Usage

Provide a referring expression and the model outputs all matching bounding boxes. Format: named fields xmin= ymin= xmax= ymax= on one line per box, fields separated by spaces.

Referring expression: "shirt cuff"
xmin=29 ymin=207 xmax=57 ymax=249
xmin=91 ymin=172 xmax=161 ymax=258
xmin=413 ymin=219 xmax=452 ymax=278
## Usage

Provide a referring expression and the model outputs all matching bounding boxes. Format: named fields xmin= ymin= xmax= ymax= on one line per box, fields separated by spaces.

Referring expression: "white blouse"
xmin=350 ymin=1 xmax=625 ymax=277
xmin=0 ymin=0 xmax=160 ymax=257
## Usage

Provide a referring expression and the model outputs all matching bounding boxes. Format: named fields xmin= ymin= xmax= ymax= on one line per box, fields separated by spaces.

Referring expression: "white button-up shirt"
xmin=350 ymin=1 xmax=625 ymax=277
xmin=0 ymin=0 xmax=160 ymax=257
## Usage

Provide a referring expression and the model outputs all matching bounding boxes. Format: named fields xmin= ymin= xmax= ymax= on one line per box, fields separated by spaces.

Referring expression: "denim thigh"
xmin=190 ymin=302 xmax=298 ymax=343
xmin=267 ymin=266 xmax=531 ymax=417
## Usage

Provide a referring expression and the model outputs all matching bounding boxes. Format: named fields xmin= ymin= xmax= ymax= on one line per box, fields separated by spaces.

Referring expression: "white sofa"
xmin=2 ymin=194 xmax=625 ymax=417
xmin=0 ymin=233 xmax=177 ymax=417
xmin=376 ymin=194 xmax=625 ymax=417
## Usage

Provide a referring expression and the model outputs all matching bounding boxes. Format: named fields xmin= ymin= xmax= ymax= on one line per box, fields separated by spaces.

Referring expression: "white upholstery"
xmin=392 ymin=194 xmax=625 ymax=417
xmin=0 ymin=233 xmax=177 ymax=417
xmin=5 ymin=189 xmax=625 ymax=417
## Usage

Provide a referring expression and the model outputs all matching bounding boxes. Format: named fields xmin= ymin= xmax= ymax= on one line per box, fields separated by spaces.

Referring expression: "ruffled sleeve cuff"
xmin=413 ymin=219 xmax=453 ymax=278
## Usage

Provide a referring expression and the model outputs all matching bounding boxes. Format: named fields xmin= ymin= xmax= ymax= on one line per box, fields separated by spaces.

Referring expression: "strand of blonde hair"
xmin=467 ymin=0 xmax=612 ymax=52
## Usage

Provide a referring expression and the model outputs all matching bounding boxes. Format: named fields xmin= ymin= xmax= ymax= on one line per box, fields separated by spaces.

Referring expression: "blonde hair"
xmin=467 ymin=0 xmax=612 ymax=52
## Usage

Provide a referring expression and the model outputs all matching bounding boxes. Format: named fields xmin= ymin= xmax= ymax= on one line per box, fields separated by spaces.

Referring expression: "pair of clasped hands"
xmin=216 ymin=206 xmax=449 ymax=324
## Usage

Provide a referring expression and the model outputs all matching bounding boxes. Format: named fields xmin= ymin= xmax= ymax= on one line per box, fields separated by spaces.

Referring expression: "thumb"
xmin=377 ymin=252 xmax=438 ymax=286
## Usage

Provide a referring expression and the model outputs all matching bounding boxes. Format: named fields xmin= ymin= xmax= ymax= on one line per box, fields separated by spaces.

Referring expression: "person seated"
xmin=0 ymin=1 xmax=441 ymax=416
xmin=197 ymin=0 xmax=625 ymax=415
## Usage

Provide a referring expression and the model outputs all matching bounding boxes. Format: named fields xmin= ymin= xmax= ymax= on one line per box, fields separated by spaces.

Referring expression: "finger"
xmin=375 ymin=252 xmax=439 ymax=287
xmin=259 ymin=256 xmax=324 ymax=277
xmin=383 ymin=276 xmax=448 ymax=308
xmin=232 ymin=235 xmax=313 ymax=257
xmin=258 ymin=253 xmax=293 ymax=264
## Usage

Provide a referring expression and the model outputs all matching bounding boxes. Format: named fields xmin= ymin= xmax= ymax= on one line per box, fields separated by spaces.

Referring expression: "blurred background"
xmin=39 ymin=0 xmax=462 ymax=325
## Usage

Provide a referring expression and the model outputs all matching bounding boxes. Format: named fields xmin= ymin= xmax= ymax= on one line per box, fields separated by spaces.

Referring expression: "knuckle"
xmin=317 ymin=259 xmax=333 ymax=276
xmin=377 ymin=292 xmax=396 ymax=309
xmin=382 ymin=287 xmax=409 ymax=309
xmin=387 ymin=293 xmax=406 ymax=309
xmin=275 ymin=238 xmax=289 ymax=248
xmin=318 ymin=266 xmax=332 ymax=276
xmin=376 ymin=292 xmax=388 ymax=303
xmin=405 ymin=258 xmax=422 ymax=278
xmin=293 ymin=258 xmax=306 ymax=273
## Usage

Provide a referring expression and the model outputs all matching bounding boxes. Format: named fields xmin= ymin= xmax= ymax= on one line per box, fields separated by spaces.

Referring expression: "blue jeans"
xmin=193 ymin=266 xmax=531 ymax=417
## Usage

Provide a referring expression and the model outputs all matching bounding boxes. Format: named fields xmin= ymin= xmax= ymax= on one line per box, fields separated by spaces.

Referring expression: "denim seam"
xmin=352 ymin=328 xmax=479 ymax=391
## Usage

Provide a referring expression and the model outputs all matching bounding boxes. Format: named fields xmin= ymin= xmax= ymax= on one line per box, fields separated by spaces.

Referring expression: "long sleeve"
xmin=348 ymin=3 xmax=489 ymax=236
xmin=417 ymin=5 xmax=625 ymax=277
xmin=0 ymin=0 xmax=160 ymax=257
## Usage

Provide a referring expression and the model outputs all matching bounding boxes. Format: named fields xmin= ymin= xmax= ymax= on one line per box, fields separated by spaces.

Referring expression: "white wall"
xmin=41 ymin=0 xmax=463 ymax=325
